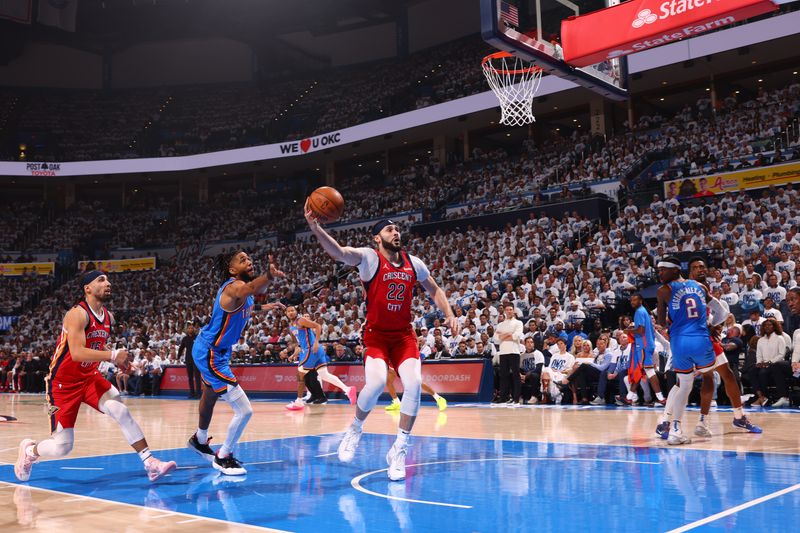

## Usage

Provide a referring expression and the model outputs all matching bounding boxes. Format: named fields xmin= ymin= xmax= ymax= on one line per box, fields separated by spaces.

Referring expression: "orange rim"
xmin=482 ymin=51 xmax=543 ymax=76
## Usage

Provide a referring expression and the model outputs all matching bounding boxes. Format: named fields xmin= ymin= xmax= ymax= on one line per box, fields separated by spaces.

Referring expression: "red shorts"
xmin=363 ymin=326 xmax=419 ymax=370
xmin=711 ymin=337 xmax=724 ymax=357
xmin=46 ymin=372 xmax=112 ymax=433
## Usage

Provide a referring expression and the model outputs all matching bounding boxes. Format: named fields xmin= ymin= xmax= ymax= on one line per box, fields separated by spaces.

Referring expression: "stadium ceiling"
xmin=2 ymin=0 xmax=438 ymax=69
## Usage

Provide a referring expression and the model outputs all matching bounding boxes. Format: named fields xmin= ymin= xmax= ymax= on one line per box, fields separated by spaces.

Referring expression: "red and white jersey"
xmin=358 ymin=248 xmax=429 ymax=332
xmin=48 ymin=300 xmax=111 ymax=383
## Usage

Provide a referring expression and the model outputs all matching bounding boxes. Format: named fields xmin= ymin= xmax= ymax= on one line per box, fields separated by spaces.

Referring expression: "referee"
xmin=494 ymin=304 xmax=524 ymax=405
xmin=178 ymin=323 xmax=201 ymax=398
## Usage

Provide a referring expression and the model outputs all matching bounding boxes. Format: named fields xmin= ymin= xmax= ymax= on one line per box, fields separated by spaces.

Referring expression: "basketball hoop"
xmin=482 ymin=51 xmax=543 ymax=127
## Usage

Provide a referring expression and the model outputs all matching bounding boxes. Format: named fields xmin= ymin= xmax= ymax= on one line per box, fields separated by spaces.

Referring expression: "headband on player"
xmin=657 ymin=261 xmax=681 ymax=269
xmin=371 ymin=219 xmax=397 ymax=235
xmin=81 ymin=270 xmax=105 ymax=287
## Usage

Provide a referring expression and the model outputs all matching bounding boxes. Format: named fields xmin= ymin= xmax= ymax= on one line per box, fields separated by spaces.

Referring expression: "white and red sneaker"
xmin=14 ymin=439 xmax=38 ymax=482
xmin=347 ymin=386 xmax=357 ymax=405
xmin=144 ymin=456 xmax=177 ymax=482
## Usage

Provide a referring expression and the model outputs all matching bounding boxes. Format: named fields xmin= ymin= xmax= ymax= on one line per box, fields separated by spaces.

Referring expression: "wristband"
xmin=110 ymin=349 xmax=119 ymax=362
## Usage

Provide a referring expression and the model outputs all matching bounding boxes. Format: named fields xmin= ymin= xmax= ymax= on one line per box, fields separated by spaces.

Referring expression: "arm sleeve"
xmin=355 ymin=248 xmax=379 ymax=282
xmin=409 ymin=255 xmax=430 ymax=283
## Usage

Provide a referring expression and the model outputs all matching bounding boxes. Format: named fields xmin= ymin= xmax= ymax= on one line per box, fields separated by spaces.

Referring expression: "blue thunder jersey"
xmin=633 ymin=306 xmax=655 ymax=353
xmin=198 ymin=279 xmax=254 ymax=350
xmin=667 ymin=280 xmax=709 ymax=338
xmin=290 ymin=321 xmax=315 ymax=353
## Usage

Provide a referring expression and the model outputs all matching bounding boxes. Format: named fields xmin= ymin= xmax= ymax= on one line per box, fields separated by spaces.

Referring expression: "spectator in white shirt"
xmin=493 ymin=304 xmax=524 ymax=404
xmin=762 ymin=297 xmax=784 ymax=324
xmin=748 ymin=318 xmax=790 ymax=407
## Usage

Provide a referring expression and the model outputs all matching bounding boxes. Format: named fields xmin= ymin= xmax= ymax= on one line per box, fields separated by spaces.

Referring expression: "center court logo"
xmin=632 ymin=9 xmax=658 ymax=27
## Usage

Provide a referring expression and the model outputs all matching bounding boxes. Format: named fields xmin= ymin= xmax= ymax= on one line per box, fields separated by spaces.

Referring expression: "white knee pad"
xmin=101 ymin=398 xmax=145 ymax=445
xmin=37 ymin=427 xmax=74 ymax=457
xmin=356 ymin=357 xmax=388 ymax=413
xmin=645 ymin=368 xmax=657 ymax=379
xmin=397 ymin=358 xmax=422 ymax=417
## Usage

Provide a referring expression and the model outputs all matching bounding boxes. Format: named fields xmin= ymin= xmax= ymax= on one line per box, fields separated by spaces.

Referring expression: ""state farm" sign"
xmin=562 ymin=0 xmax=778 ymax=67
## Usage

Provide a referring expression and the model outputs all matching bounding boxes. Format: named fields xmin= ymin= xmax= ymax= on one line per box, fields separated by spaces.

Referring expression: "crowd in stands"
xmin=3 ymin=182 xmax=800 ymax=408
xmin=2 ymin=37 xmax=490 ymax=162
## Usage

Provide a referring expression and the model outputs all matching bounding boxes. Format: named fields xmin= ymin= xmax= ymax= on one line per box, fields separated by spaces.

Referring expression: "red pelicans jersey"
xmin=49 ymin=300 xmax=111 ymax=383
xmin=363 ymin=251 xmax=418 ymax=331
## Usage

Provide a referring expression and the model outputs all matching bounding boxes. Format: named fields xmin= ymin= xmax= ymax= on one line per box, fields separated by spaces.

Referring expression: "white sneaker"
xmin=386 ymin=443 xmax=408 ymax=481
xmin=337 ymin=426 xmax=363 ymax=463
xmin=771 ymin=397 xmax=790 ymax=408
xmin=590 ymin=397 xmax=606 ymax=405
xmin=144 ymin=456 xmax=178 ymax=481
xmin=14 ymin=439 xmax=38 ymax=482
xmin=694 ymin=423 xmax=712 ymax=438
xmin=668 ymin=429 xmax=692 ymax=446
xmin=554 ymin=393 xmax=563 ymax=405
xmin=710 ymin=400 xmax=717 ymax=408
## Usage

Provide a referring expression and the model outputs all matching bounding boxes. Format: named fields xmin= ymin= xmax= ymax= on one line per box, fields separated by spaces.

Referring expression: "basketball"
xmin=307 ymin=186 xmax=344 ymax=223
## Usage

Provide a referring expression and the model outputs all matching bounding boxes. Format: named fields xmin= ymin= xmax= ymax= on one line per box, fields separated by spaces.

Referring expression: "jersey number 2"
xmin=686 ymin=298 xmax=699 ymax=319
xmin=387 ymin=283 xmax=406 ymax=301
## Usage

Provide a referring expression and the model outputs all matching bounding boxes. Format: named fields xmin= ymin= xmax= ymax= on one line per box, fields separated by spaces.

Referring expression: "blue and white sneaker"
xmin=732 ymin=416 xmax=763 ymax=434
xmin=655 ymin=421 xmax=670 ymax=440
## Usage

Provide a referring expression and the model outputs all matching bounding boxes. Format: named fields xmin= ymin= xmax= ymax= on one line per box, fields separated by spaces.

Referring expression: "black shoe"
xmin=212 ymin=453 xmax=246 ymax=475
xmin=311 ymin=396 xmax=328 ymax=404
xmin=187 ymin=434 xmax=215 ymax=462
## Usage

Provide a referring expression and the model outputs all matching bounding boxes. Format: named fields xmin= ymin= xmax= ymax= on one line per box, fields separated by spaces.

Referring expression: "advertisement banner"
xmin=78 ymin=257 xmax=156 ymax=273
xmin=0 ymin=262 xmax=54 ymax=276
xmin=562 ymin=0 xmax=778 ymax=67
xmin=160 ymin=361 xmax=487 ymax=395
xmin=0 ymin=316 xmax=20 ymax=332
xmin=662 ymin=161 xmax=800 ymax=199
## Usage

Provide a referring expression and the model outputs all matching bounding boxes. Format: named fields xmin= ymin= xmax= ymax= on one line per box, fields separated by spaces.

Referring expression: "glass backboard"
xmin=481 ymin=0 xmax=628 ymax=100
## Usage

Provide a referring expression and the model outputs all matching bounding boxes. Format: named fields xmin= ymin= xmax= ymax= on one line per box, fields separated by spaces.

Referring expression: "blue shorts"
xmin=298 ymin=346 xmax=329 ymax=370
xmin=632 ymin=344 xmax=654 ymax=368
xmin=670 ymin=336 xmax=715 ymax=374
xmin=192 ymin=339 xmax=237 ymax=393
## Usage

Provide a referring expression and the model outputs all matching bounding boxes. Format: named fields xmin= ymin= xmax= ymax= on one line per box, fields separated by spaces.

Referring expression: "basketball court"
xmin=2 ymin=0 xmax=799 ymax=531
xmin=2 ymin=395 xmax=799 ymax=532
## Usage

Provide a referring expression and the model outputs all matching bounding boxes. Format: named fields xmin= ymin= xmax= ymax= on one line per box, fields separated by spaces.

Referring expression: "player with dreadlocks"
xmin=186 ymin=250 xmax=285 ymax=475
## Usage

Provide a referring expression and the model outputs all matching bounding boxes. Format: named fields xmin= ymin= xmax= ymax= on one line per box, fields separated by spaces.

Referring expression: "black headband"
xmin=371 ymin=219 xmax=396 ymax=235
xmin=81 ymin=270 xmax=104 ymax=287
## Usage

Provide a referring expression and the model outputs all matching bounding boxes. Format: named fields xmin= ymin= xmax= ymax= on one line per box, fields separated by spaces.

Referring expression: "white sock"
xmin=26 ymin=445 xmax=38 ymax=458
xmin=395 ymin=428 xmax=410 ymax=448
xmin=733 ymin=407 xmax=744 ymax=418
xmin=656 ymin=392 xmax=665 ymax=401
xmin=218 ymin=444 xmax=232 ymax=459
xmin=196 ymin=428 xmax=209 ymax=445
xmin=699 ymin=414 xmax=708 ymax=425
xmin=351 ymin=416 xmax=364 ymax=430
xmin=433 ymin=393 xmax=441 ymax=401
xmin=138 ymin=447 xmax=152 ymax=462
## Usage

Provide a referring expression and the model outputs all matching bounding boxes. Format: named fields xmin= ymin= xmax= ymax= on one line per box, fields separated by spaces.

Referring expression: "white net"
xmin=482 ymin=52 xmax=543 ymax=127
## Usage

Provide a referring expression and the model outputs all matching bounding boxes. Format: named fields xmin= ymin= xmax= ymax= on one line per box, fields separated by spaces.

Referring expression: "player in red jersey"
xmin=305 ymin=205 xmax=458 ymax=481
xmin=14 ymin=270 xmax=177 ymax=482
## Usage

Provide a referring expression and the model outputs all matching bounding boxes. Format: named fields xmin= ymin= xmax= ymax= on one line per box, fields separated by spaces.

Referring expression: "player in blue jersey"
xmin=654 ymin=256 xmax=715 ymax=445
xmin=687 ymin=257 xmax=761 ymax=437
xmin=627 ymin=294 xmax=665 ymax=406
xmin=187 ymin=250 xmax=284 ymax=475
xmin=284 ymin=306 xmax=357 ymax=410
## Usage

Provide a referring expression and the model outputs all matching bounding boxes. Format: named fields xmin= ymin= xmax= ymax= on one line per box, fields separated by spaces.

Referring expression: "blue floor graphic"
xmin=2 ymin=434 xmax=799 ymax=532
